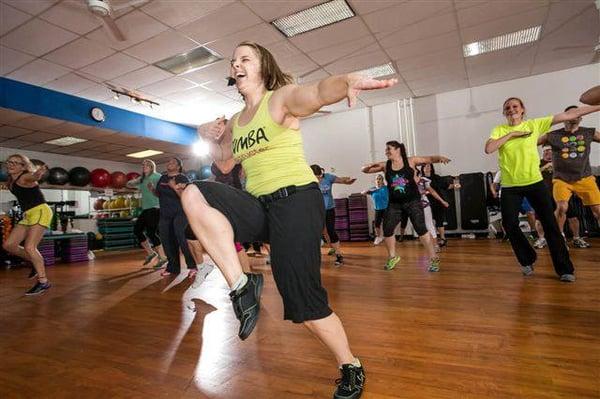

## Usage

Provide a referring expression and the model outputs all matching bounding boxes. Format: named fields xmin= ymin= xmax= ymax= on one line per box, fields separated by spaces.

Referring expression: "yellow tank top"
xmin=232 ymin=91 xmax=317 ymax=197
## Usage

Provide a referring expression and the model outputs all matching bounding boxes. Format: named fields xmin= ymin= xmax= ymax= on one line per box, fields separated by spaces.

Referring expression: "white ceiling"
xmin=0 ymin=0 xmax=598 ymax=129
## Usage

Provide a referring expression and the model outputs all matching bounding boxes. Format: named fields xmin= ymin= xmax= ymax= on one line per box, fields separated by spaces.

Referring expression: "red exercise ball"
xmin=91 ymin=168 xmax=111 ymax=188
xmin=111 ymin=171 xmax=127 ymax=189
xmin=93 ymin=198 xmax=105 ymax=210
xmin=126 ymin=172 xmax=140 ymax=181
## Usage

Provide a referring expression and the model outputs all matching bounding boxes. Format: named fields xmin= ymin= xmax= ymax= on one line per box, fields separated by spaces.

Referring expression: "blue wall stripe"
xmin=0 ymin=77 xmax=196 ymax=145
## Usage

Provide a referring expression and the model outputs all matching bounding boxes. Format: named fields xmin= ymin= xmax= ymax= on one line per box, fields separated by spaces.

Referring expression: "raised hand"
xmin=198 ymin=116 xmax=227 ymax=142
xmin=438 ymin=156 xmax=451 ymax=164
xmin=347 ymin=74 xmax=398 ymax=107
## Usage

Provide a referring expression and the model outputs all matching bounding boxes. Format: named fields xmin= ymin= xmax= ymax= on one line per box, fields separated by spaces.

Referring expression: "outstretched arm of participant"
xmin=277 ymin=74 xmax=397 ymax=118
xmin=551 ymin=105 xmax=600 ymax=125
xmin=485 ymin=131 xmax=531 ymax=154
xmin=361 ymin=162 xmax=386 ymax=174
xmin=126 ymin=176 xmax=141 ymax=188
xmin=426 ymin=186 xmax=449 ymax=208
xmin=197 ymin=116 xmax=234 ymax=161
xmin=20 ymin=165 xmax=48 ymax=184
xmin=410 ymin=155 xmax=450 ymax=166
xmin=335 ymin=176 xmax=357 ymax=185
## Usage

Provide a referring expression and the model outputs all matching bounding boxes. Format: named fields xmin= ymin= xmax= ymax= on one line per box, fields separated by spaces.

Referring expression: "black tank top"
xmin=211 ymin=162 xmax=242 ymax=189
xmin=385 ymin=159 xmax=420 ymax=204
xmin=8 ymin=172 xmax=46 ymax=212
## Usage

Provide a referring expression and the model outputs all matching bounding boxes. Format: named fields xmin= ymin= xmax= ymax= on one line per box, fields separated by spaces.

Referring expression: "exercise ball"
xmin=185 ymin=169 xmax=200 ymax=181
xmin=0 ymin=163 xmax=8 ymax=182
xmin=69 ymin=166 xmax=91 ymax=187
xmin=111 ymin=171 xmax=127 ymax=189
xmin=200 ymin=165 xmax=212 ymax=180
xmin=93 ymin=198 xmax=106 ymax=210
xmin=126 ymin=172 xmax=140 ymax=181
xmin=30 ymin=159 xmax=49 ymax=183
xmin=102 ymin=200 xmax=111 ymax=209
xmin=91 ymin=168 xmax=111 ymax=188
xmin=47 ymin=167 xmax=69 ymax=185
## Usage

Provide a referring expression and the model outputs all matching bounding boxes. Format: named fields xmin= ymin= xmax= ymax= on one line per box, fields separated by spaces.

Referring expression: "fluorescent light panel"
xmin=126 ymin=150 xmax=164 ymax=158
xmin=154 ymin=46 xmax=223 ymax=75
xmin=356 ymin=63 xmax=396 ymax=79
xmin=45 ymin=136 xmax=87 ymax=146
xmin=463 ymin=26 xmax=542 ymax=57
xmin=271 ymin=0 xmax=355 ymax=38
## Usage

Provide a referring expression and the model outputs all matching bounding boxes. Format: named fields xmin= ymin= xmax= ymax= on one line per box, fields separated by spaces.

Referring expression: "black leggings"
xmin=133 ymin=208 xmax=161 ymax=247
xmin=324 ymin=208 xmax=339 ymax=244
xmin=501 ymin=181 xmax=573 ymax=276
xmin=159 ymin=213 xmax=196 ymax=273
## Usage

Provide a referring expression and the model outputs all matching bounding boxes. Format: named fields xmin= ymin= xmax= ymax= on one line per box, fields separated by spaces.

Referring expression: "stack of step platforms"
xmin=348 ymin=193 xmax=369 ymax=241
xmin=61 ymin=235 xmax=88 ymax=263
xmin=38 ymin=239 xmax=55 ymax=266
xmin=97 ymin=218 xmax=137 ymax=250
xmin=334 ymin=198 xmax=350 ymax=242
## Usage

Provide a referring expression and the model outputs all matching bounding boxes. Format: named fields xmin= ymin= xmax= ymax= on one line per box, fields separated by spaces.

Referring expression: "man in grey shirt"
xmin=539 ymin=105 xmax=600 ymax=246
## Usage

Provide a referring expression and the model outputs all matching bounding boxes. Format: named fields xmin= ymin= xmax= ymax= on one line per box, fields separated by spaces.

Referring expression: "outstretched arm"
xmin=409 ymin=155 xmax=450 ymax=166
xmin=361 ymin=161 xmax=386 ymax=174
xmin=334 ymin=176 xmax=357 ymax=185
xmin=426 ymin=185 xmax=449 ymax=207
xmin=20 ymin=165 xmax=48 ymax=184
xmin=275 ymin=74 xmax=397 ymax=118
xmin=551 ymin=105 xmax=600 ymax=125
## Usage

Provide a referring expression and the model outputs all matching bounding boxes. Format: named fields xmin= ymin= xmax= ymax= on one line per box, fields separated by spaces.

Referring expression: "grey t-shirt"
xmin=545 ymin=127 xmax=595 ymax=183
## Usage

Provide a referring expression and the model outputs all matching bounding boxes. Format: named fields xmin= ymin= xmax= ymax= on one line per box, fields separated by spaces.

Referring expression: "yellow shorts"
xmin=18 ymin=203 xmax=53 ymax=228
xmin=553 ymin=176 xmax=600 ymax=206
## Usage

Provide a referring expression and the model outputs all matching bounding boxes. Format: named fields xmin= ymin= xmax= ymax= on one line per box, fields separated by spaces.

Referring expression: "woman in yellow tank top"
xmin=181 ymin=41 xmax=397 ymax=399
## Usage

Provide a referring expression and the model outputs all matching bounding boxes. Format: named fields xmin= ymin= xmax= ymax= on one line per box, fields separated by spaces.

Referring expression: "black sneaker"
xmin=438 ymin=238 xmax=447 ymax=247
xmin=25 ymin=281 xmax=51 ymax=296
xmin=335 ymin=254 xmax=344 ymax=267
xmin=229 ymin=273 xmax=264 ymax=340
xmin=28 ymin=268 xmax=38 ymax=279
xmin=334 ymin=364 xmax=366 ymax=399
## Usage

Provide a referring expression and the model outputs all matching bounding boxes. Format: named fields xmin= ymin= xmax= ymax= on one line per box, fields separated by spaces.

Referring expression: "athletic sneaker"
xmin=384 ymin=256 xmax=400 ymax=270
xmin=438 ymin=238 xmax=447 ymax=247
xmin=559 ymin=274 xmax=576 ymax=282
xmin=28 ymin=268 xmax=38 ymax=279
xmin=192 ymin=264 xmax=214 ymax=288
xmin=25 ymin=281 xmax=51 ymax=296
xmin=335 ymin=254 xmax=344 ymax=267
xmin=428 ymin=258 xmax=440 ymax=272
xmin=154 ymin=257 xmax=168 ymax=270
xmin=230 ymin=273 xmax=264 ymax=340
xmin=520 ymin=265 xmax=534 ymax=276
xmin=572 ymin=238 xmax=591 ymax=248
xmin=533 ymin=238 xmax=547 ymax=249
xmin=333 ymin=364 xmax=366 ymax=399
xmin=328 ymin=248 xmax=336 ymax=256
xmin=143 ymin=252 xmax=158 ymax=266
xmin=373 ymin=236 xmax=384 ymax=245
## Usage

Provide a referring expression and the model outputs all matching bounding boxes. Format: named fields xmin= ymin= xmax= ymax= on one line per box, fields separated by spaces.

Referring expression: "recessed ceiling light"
xmin=463 ymin=26 xmax=542 ymax=57
xmin=126 ymin=149 xmax=164 ymax=158
xmin=45 ymin=136 xmax=88 ymax=146
xmin=271 ymin=0 xmax=355 ymax=38
xmin=355 ymin=63 xmax=396 ymax=79
xmin=154 ymin=46 xmax=223 ymax=75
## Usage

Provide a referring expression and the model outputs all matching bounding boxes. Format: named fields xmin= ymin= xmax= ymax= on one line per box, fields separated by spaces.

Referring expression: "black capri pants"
xmin=374 ymin=209 xmax=386 ymax=228
xmin=383 ymin=200 xmax=428 ymax=237
xmin=324 ymin=208 xmax=340 ymax=244
xmin=134 ymin=207 xmax=161 ymax=247
xmin=192 ymin=181 xmax=332 ymax=323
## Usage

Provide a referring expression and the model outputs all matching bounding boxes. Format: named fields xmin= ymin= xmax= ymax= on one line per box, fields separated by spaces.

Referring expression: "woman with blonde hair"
xmin=2 ymin=154 xmax=52 ymax=295
xmin=182 ymin=41 xmax=397 ymax=398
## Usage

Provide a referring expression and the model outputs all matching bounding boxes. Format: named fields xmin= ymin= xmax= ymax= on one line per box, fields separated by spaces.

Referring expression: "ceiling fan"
xmin=79 ymin=0 xmax=149 ymax=42
xmin=552 ymin=0 xmax=600 ymax=63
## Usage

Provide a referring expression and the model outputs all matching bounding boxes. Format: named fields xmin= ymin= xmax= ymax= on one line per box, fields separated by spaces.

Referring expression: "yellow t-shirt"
xmin=490 ymin=116 xmax=553 ymax=187
xmin=232 ymin=91 xmax=317 ymax=197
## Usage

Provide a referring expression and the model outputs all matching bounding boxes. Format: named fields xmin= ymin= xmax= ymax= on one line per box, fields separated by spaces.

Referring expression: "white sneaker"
xmin=192 ymin=263 xmax=214 ymax=288
xmin=373 ymin=236 xmax=384 ymax=245
xmin=533 ymin=238 xmax=547 ymax=249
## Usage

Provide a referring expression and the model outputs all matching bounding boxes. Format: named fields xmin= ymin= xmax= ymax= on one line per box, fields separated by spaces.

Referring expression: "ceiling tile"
xmin=139 ymin=76 xmax=198 ymax=97
xmin=38 ymin=0 xmax=102 ymax=35
xmin=0 ymin=125 xmax=32 ymax=138
xmin=0 ymin=18 xmax=78 ymax=56
xmin=7 ymin=58 xmax=70 ymax=85
xmin=412 ymin=79 xmax=469 ymax=97
xmin=401 ymin=61 xmax=466 ymax=82
xmin=46 ymin=145 xmax=81 ymax=154
xmin=20 ymin=142 xmax=56 ymax=152
xmin=377 ymin=13 xmax=458 ymax=48
xmin=85 ymin=10 xmax=170 ymax=51
xmin=290 ymin=18 xmax=370 ymax=53
xmin=387 ymin=31 xmax=462 ymax=61
xmin=457 ymin=1 xmax=548 ymax=29
xmin=243 ymin=0 xmax=323 ymax=21
xmin=348 ymin=0 xmax=402 ymax=15
xmin=44 ymin=37 xmax=115 ymax=69
xmin=460 ymin=7 xmax=548 ymax=43
xmin=110 ymin=65 xmax=173 ymax=90
xmin=277 ymin=52 xmax=319 ymax=77
xmin=324 ymin=48 xmax=390 ymax=75
xmin=62 ymin=140 xmax=107 ymax=150
xmin=0 ymin=46 xmax=34 ymax=75
xmin=395 ymin=47 xmax=464 ymax=72
xmin=124 ymin=30 xmax=199 ymax=64
xmin=297 ymin=68 xmax=330 ymax=85
xmin=407 ymin=73 xmax=469 ymax=90
xmin=74 ymin=84 xmax=113 ymax=102
xmin=307 ymin=35 xmax=376 ymax=65
xmin=2 ymin=0 xmax=58 ymax=15
xmin=0 ymin=108 xmax=30 ymax=124
xmin=0 ymin=138 xmax=34 ymax=148
xmin=543 ymin=0 xmax=594 ymax=33
xmin=19 ymin=131 xmax=61 ymax=143
xmin=207 ymin=23 xmax=283 ymax=59
xmin=177 ymin=2 xmax=261 ymax=44
xmin=44 ymin=73 xmax=97 ymax=94
xmin=11 ymin=114 xmax=63 ymax=130
xmin=101 ymin=143 xmax=129 ymax=152
xmin=362 ymin=0 xmax=453 ymax=35
xmin=183 ymin=59 xmax=229 ymax=85
xmin=0 ymin=3 xmax=31 ymax=35
xmin=43 ymin=121 xmax=96 ymax=135
xmin=164 ymin=86 xmax=211 ymax=105
xmin=80 ymin=53 xmax=146 ymax=81
xmin=141 ymin=0 xmax=234 ymax=28
xmin=73 ymin=128 xmax=117 ymax=141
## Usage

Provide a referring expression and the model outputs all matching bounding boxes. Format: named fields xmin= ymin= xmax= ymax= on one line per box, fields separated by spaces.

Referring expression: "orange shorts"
xmin=553 ymin=176 xmax=600 ymax=206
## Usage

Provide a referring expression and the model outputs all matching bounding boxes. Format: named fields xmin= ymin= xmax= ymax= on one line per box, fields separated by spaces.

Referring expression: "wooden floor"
xmin=1 ymin=239 xmax=599 ymax=399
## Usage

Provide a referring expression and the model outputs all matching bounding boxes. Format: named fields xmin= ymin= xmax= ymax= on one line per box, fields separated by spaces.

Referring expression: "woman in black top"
xmin=362 ymin=141 xmax=450 ymax=272
xmin=2 ymin=154 xmax=52 ymax=295
xmin=155 ymin=157 xmax=196 ymax=277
